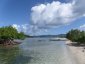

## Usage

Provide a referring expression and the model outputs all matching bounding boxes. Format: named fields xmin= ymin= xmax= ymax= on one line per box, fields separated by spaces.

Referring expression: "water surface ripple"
xmin=0 ymin=38 xmax=76 ymax=64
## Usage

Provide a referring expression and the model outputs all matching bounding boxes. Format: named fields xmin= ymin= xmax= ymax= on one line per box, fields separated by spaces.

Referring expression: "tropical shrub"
xmin=0 ymin=26 xmax=25 ymax=40
xmin=66 ymin=29 xmax=85 ymax=44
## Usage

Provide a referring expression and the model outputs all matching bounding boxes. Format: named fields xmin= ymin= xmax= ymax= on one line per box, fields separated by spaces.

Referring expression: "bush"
xmin=0 ymin=26 xmax=25 ymax=40
xmin=66 ymin=29 xmax=85 ymax=44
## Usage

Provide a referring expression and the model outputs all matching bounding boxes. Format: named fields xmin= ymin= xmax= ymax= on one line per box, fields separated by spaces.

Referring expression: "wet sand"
xmin=66 ymin=40 xmax=85 ymax=64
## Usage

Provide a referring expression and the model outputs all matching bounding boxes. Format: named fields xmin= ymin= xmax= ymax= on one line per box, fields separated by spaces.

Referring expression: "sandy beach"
xmin=66 ymin=40 xmax=85 ymax=64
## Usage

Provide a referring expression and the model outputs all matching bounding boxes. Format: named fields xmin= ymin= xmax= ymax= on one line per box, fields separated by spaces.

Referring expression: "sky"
xmin=0 ymin=0 xmax=85 ymax=35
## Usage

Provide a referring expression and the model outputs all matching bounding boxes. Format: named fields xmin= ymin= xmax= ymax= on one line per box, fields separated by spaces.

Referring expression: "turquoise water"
xmin=0 ymin=38 xmax=76 ymax=64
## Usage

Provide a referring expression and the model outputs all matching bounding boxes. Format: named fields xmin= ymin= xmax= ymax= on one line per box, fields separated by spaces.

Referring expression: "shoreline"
xmin=0 ymin=39 xmax=23 ymax=47
xmin=66 ymin=40 xmax=85 ymax=64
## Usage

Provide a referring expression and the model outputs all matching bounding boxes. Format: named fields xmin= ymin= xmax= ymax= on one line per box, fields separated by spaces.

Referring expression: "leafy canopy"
xmin=66 ymin=29 xmax=85 ymax=44
xmin=0 ymin=26 xmax=25 ymax=40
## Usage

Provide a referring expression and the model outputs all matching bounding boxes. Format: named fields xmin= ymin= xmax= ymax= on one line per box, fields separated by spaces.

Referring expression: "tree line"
xmin=0 ymin=26 xmax=25 ymax=40
xmin=66 ymin=29 xmax=85 ymax=44
xmin=0 ymin=26 xmax=25 ymax=44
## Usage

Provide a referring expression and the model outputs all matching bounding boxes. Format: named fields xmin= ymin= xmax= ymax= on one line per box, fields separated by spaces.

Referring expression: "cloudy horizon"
xmin=0 ymin=0 xmax=85 ymax=35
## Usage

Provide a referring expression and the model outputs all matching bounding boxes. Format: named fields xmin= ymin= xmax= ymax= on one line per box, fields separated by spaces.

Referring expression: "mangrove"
xmin=0 ymin=26 xmax=25 ymax=45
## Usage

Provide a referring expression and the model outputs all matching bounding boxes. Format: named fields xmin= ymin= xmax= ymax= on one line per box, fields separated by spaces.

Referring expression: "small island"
xmin=0 ymin=26 xmax=26 ymax=46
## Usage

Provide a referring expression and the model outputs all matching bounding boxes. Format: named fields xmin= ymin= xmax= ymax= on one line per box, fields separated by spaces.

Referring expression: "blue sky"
xmin=0 ymin=0 xmax=85 ymax=35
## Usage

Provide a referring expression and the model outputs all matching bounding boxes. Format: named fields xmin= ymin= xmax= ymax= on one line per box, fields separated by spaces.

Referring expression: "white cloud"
xmin=31 ymin=0 xmax=85 ymax=29
xmin=12 ymin=24 xmax=31 ymax=34
xmin=12 ymin=24 xmax=49 ymax=35
xmin=79 ymin=24 xmax=85 ymax=30
xmin=13 ymin=0 xmax=85 ymax=35
xmin=12 ymin=24 xmax=43 ymax=35
xmin=31 ymin=1 xmax=74 ymax=28
xmin=12 ymin=24 xmax=21 ymax=32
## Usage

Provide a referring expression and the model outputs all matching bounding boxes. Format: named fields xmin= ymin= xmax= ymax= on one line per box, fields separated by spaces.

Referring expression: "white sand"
xmin=66 ymin=41 xmax=85 ymax=64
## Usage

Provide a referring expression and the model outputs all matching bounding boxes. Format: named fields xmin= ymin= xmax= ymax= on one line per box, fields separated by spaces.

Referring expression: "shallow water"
xmin=0 ymin=38 xmax=76 ymax=64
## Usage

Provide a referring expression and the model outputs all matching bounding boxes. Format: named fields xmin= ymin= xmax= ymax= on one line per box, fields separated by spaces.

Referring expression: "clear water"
xmin=0 ymin=38 xmax=76 ymax=64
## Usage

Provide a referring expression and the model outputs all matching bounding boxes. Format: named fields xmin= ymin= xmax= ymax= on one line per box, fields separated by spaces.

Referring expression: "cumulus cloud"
xmin=31 ymin=1 xmax=74 ymax=28
xmin=12 ymin=24 xmax=44 ymax=35
xmin=73 ymin=0 xmax=85 ymax=17
xmin=12 ymin=24 xmax=32 ymax=34
xmin=31 ymin=0 xmax=85 ymax=29
xmin=12 ymin=24 xmax=21 ymax=32
xmin=13 ymin=0 xmax=85 ymax=35
xmin=12 ymin=24 xmax=49 ymax=35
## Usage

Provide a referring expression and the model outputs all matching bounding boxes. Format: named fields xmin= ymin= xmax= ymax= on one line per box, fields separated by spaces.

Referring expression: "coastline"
xmin=66 ymin=40 xmax=85 ymax=64
xmin=0 ymin=39 xmax=23 ymax=47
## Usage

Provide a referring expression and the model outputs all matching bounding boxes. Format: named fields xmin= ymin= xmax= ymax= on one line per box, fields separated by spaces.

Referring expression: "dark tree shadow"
xmin=66 ymin=42 xmax=85 ymax=47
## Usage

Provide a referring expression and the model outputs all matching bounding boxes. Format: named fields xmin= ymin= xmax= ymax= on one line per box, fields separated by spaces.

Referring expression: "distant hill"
xmin=25 ymin=35 xmax=30 ymax=37
xmin=29 ymin=34 xmax=66 ymax=38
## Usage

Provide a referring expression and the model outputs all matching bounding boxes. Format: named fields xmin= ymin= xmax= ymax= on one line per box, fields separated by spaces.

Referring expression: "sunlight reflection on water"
xmin=0 ymin=38 xmax=76 ymax=64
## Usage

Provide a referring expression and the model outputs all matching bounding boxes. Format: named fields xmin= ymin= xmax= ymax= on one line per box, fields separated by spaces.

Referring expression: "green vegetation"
xmin=0 ymin=26 xmax=25 ymax=45
xmin=66 ymin=29 xmax=85 ymax=44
